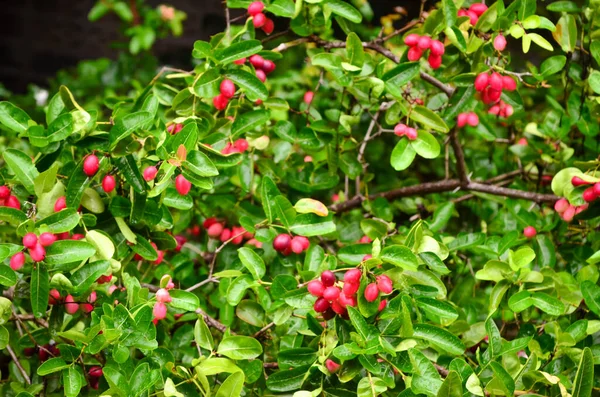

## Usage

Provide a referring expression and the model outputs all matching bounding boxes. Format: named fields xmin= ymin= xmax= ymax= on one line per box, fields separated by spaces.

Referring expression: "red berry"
xmin=378 ymin=299 xmax=387 ymax=311
xmin=583 ymin=187 xmax=597 ymax=202
xmin=405 ymin=128 xmax=418 ymax=140
xmin=273 ymin=234 xmax=292 ymax=251
xmin=504 ymin=104 xmax=514 ymax=117
xmin=175 ymin=174 xmax=191 ymax=195
xmin=88 ymin=291 xmax=97 ymax=303
xmin=203 ymin=217 xmax=218 ymax=228
xmin=10 ymin=252 xmax=25 ymax=271
xmin=489 ymin=72 xmax=503 ymax=91
xmin=7 ymin=195 xmax=22 ymax=209
xmin=29 ymin=243 xmax=46 ymax=262
xmin=323 ymin=286 xmax=340 ymax=301
xmin=322 ymin=308 xmax=335 ymax=320
xmin=362 ymin=254 xmax=373 ymax=261
xmin=404 ymin=33 xmax=420 ymax=47
xmin=307 ymin=280 xmax=325 ymax=297
xmin=220 ymin=228 xmax=232 ymax=242
xmin=466 ymin=112 xmax=479 ymax=127
xmin=331 ymin=300 xmax=346 ymax=315
xmin=49 ymin=289 xmax=61 ymax=305
xmin=0 ymin=186 xmax=10 ymax=199
xmin=394 ymin=123 xmax=407 ymax=136
xmin=39 ymin=232 xmax=57 ymax=247
xmin=156 ymin=288 xmax=172 ymax=303
xmin=325 ymin=359 xmax=340 ymax=373
xmin=313 ymin=297 xmax=330 ymax=313
xmin=234 ymin=58 xmax=246 ymax=65
xmin=304 ymin=91 xmax=314 ymax=104
xmin=469 ymin=3 xmax=488 ymax=16
xmin=54 ymin=196 xmax=67 ymax=212
xmin=102 ymin=175 xmax=116 ymax=193
xmin=72 ymin=234 xmax=84 ymax=240
xmin=249 ymin=55 xmax=265 ymax=69
xmin=493 ymin=34 xmax=507 ymax=51
xmin=248 ymin=1 xmax=264 ymax=16
xmin=342 ymin=281 xmax=359 ymax=296
xmin=234 ymin=139 xmax=249 ymax=152
xmin=502 ymin=76 xmax=517 ymax=91
xmin=23 ymin=233 xmax=38 ymax=249
xmin=262 ymin=18 xmax=274 ymax=35
xmin=213 ymin=94 xmax=229 ymax=111
xmin=417 ymin=36 xmax=432 ymax=50
xmin=429 ymin=40 xmax=445 ymax=56
xmin=143 ymin=166 xmax=158 ymax=182
xmin=364 ymin=283 xmax=379 ymax=302
xmin=207 ymin=223 xmax=224 ymax=238
xmin=593 ymin=183 xmax=600 ymax=196
xmin=256 ymin=69 xmax=267 ymax=82
xmin=231 ymin=226 xmax=245 ymax=245
xmin=290 ymin=237 xmax=305 ymax=254
xmin=220 ymin=79 xmax=236 ymax=99
xmin=457 ymin=113 xmax=468 ymax=128
xmin=80 ymin=303 xmax=94 ymax=314
xmin=474 ymin=72 xmax=489 ymax=92
xmin=572 ymin=176 xmax=590 ymax=186
xmin=562 ymin=205 xmax=576 ymax=222
xmin=321 ymin=270 xmax=336 ymax=287
xmin=153 ymin=302 xmax=167 ymax=320
xmin=407 ymin=46 xmax=423 ymax=61
xmin=262 ymin=60 xmax=276 ymax=74
xmin=554 ymin=198 xmax=569 ymax=213
xmin=253 ymin=12 xmax=266 ymax=28
xmin=523 ymin=226 xmax=537 ymax=239
xmin=344 ymin=269 xmax=362 ymax=284
xmin=65 ymin=295 xmax=79 ymax=314
xmin=428 ymin=54 xmax=442 ymax=69
xmin=487 ymin=88 xmax=502 ymax=103
xmin=83 ymin=154 xmax=99 ymax=177
xmin=88 ymin=366 xmax=103 ymax=378
xmin=376 ymin=275 xmax=393 ymax=294
xmin=338 ymin=292 xmax=357 ymax=308
xmin=466 ymin=10 xmax=478 ymax=25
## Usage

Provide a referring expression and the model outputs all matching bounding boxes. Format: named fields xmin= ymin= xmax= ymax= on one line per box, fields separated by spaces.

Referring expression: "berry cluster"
xmin=204 ymin=217 xmax=260 ymax=247
xmin=153 ymin=274 xmax=177 ymax=323
xmin=457 ymin=112 xmax=479 ymax=128
xmin=273 ymin=233 xmax=310 ymax=255
xmin=575 ymin=177 xmax=600 ymax=203
xmin=474 ymin=71 xmax=517 ymax=117
xmin=458 ymin=3 xmax=488 ymax=25
xmin=11 ymin=232 xmax=59 ymax=269
xmin=554 ymin=197 xmax=588 ymax=222
xmin=393 ymin=123 xmax=418 ymax=140
xmin=488 ymin=100 xmax=514 ymax=118
xmin=222 ymin=138 xmax=249 ymax=154
xmin=404 ymin=34 xmax=445 ymax=69
xmin=213 ymin=79 xmax=237 ymax=111
xmin=49 ymin=289 xmax=96 ymax=315
xmin=248 ymin=1 xmax=274 ymax=35
xmin=0 ymin=185 xmax=21 ymax=209
xmin=364 ymin=275 xmax=393 ymax=303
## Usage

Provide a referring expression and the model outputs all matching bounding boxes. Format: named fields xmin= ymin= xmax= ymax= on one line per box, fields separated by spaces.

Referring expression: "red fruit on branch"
xmin=562 ymin=205 xmax=576 ymax=222
xmin=417 ymin=36 xmax=432 ymax=50
xmin=331 ymin=300 xmax=346 ymax=315
xmin=469 ymin=3 xmax=488 ymax=16
xmin=143 ymin=166 xmax=158 ymax=182
xmin=376 ymin=275 xmax=393 ymax=294
xmin=365 ymin=283 xmax=379 ymax=302
xmin=88 ymin=366 xmax=103 ymax=378
xmin=220 ymin=228 xmax=232 ymax=242
xmin=102 ymin=175 xmax=116 ymax=193
xmin=343 ymin=281 xmax=360 ymax=296
xmin=273 ymin=234 xmax=292 ymax=251
xmin=571 ymin=176 xmax=590 ymax=186
xmin=466 ymin=10 xmax=478 ymax=25
xmin=554 ymin=198 xmax=569 ymax=213
xmin=153 ymin=302 xmax=167 ymax=320
xmin=394 ymin=123 xmax=407 ymax=136
xmin=262 ymin=18 xmax=274 ymax=35
xmin=338 ymin=292 xmax=356 ymax=308
xmin=213 ymin=94 xmax=229 ymax=111
xmin=474 ymin=72 xmax=489 ymax=92
xmin=0 ymin=186 xmax=10 ymax=198
xmin=428 ymin=54 xmax=442 ymax=69
xmin=304 ymin=91 xmax=314 ymax=104
xmin=248 ymin=1 xmax=264 ymax=16
xmin=457 ymin=113 xmax=468 ymax=128
xmin=7 ymin=196 xmax=21 ymax=209
xmin=80 ymin=303 xmax=94 ymax=314
xmin=253 ymin=12 xmax=266 ymax=28
xmin=156 ymin=288 xmax=172 ymax=303
xmin=404 ymin=33 xmax=420 ymax=46
xmin=234 ymin=138 xmax=249 ymax=152
xmin=207 ymin=223 xmax=224 ymax=238
xmin=378 ymin=299 xmax=387 ymax=311
xmin=307 ymin=280 xmax=325 ymax=297
xmin=466 ymin=112 xmax=479 ymax=127
xmin=39 ymin=232 xmax=57 ymax=247
xmin=523 ymin=226 xmax=537 ymax=239
xmin=325 ymin=359 xmax=340 ymax=373
xmin=54 ymin=196 xmax=67 ymax=212
xmin=10 ymin=252 xmax=25 ymax=271
xmin=429 ymin=40 xmax=445 ymax=56
xmin=23 ymin=232 xmax=38 ymax=249
xmin=49 ymin=289 xmax=61 ymax=305
xmin=594 ymin=183 xmax=600 ymax=195
xmin=407 ymin=47 xmax=423 ymax=61
xmin=502 ymin=76 xmax=517 ymax=91
xmin=256 ymin=69 xmax=267 ymax=82
xmin=29 ymin=243 xmax=46 ymax=262
xmin=582 ymin=187 xmax=597 ymax=202
xmin=405 ymin=127 xmax=418 ymax=140
xmin=290 ymin=237 xmax=305 ymax=254
xmin=321 ymin=270 xmax=336 ymax=287
xmin=344 ymin=269 xmax=362 ymax=284
xmin=489 ymin=72 xmax=503 ymax=91
xmin=175 ymin=175 xmax=192 ymax=195
xmin=262 ymin=60 xmax=276 ymax=74
xmin=493 ymin=34 xmax=507 ymax=51
xmin=313 ymin=297 xmax=330 ymax=313
xmin=83 ymin=154 xmax=100 ymax=176
xmin=323 ymin=286 xmax=341 ymax=301
xmin=249 ymin=55 xmax=265 ymax=69
xmin=234 ymin=58 xmax=246 ymax=65
xmin=65 ymin=295 xmax=79 ymax=314
xmin=220 ymin=79 xmax=236 ymax=98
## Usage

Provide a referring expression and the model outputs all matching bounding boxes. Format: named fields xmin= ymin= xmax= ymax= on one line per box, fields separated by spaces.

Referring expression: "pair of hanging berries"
xmin=554 ymin=197 xmax=587 ymax=222
xmin=273 ymin=233 xmax=310 ymax=255
xmin=458 ymin=3 xmax=488 ymax=25
xmin=457 ymin=112 xmax=479 ymax=128
xmin=394 ymin=124 xmax=418 ymax=140
xmin=404 ymin=34 xmax=445 ymax=69
xmin=0 ymin=185 xmax=21 ymax=209
xmin=248 ymin=1 xmax=274 ymax=35
xmin=11 ymin=232 xmax=58 ymax=269
xmin=213 ymin=79 xmax=237 ymax=111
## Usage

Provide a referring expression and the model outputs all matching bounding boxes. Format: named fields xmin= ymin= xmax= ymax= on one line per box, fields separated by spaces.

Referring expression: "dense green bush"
xmin=0 ymin=0 xmax=599 ymax=396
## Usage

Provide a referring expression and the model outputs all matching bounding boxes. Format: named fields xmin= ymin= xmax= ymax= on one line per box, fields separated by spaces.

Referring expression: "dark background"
xmin=0 ymin=0 xmax=419 ymax=93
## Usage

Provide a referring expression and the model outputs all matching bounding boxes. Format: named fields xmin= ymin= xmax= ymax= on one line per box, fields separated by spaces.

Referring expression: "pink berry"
xmin=262 ymin=60 xmax=276 ymax=74
xmin=325 ymin=359 xmax=340 ymax=373
xmin=417 ymin=36 xmax=432 ymax=50
xmin=220 ymin=79 xmax=236 ymax=99
xmin=234 ymin=139 xmax=249 ymax=152
xmin=206 ymin=223 xmax=223 ymax=238
xmin=262 ymin=18 xmax=275 ymax=35
xmin=253 ymin=12 xmax=266 ymax=28
xmin=72 ymin=234 xmax=84 ymax=240
xmin=583 ymin=187 xmax=597 ymax=202
xmin=405 ymin=128 xmax=418 ymax=140
xmin=234 ymin=58 xmax=246 ymax=65
xmin=457 ymin=113 xmax=468 ymax=128
xmin=493 ymin=34 xmax=507 ymax=51
xmin=80 ymin=303 xmax=94 ymax=314
xmin=321 ymin=271 xmax=336 ymax=287
xmin=83 ymin=154 xmax=99 ymax=177
xmin=296 ymin=236 xmax=310 ymax=250
xmin=213 ymin=94 xmax=229 ymax=111
xmin=156 ymin=288 xmax=172 ymax=303
xmin=331 ymin=300 xmax=346 ymax=315
xmin=469 ymin=3 xmax=488 ymax=16
xmin=304 ymin=91 xmax=314 ymax=104
xmin=175 ymin=174 xmax=191 ymax=195
xmin=344 ymin=269 xmax=362 ymax=284
xmin=313 ymin=297 xmax=330 ymax=313
xmin=273 ymin=234 xmax=292 ymax=252
xmin=487 ymin=88 xmax=502 ymax=103
xmin=89 ymin=366 xmax=103 ymax=378
xmin=0 ymin=186 xmax=10 ymax=199
xmin=342 ymin=282 xmax=359 ymax=296
xmin=39 ymin=232 xmax=57 ymax=247
xmin=220 ymin=228 xmax=232 ymax=242
xmin=404 ymin=33 xmax=420 ymax=47
xmin=474 ymin=72 xmax=489 ymax=92
xmin=466 ymin=10 xmax=478 ymax=25
xmin=10 ymin=252 xmax=25 ymax=271
xmin=394 ymin=123 xmax=407 ymax=136
xmin=249 ymin=55 xmax=265 ymax=69
xmin=554 ymin=198 xmax=569 ymax=213
xmin=466 ymin=112 xmax=479 ymax=127
xmin=428 ymin=54 xmax=442 ymax=69
xmin=429 ymin=40 xmax=445 ymax=56
xmin=49 ymin=289 xmax=61 ymax=305
xmin=256 ymin=69 xmax=267 ymax=83
xmin=562 ymin=205 xmax=576 ymax=222
xmin=364 ymin=283 xmax=379 ymax=302
xmin=143 ymin=166 xmax=158 ymax=182
xmin=376 ymin=275 xmax=393 ymax=294
xmin=323 ymin=286 xmax=340 ymax=301
xmin=248 ymin=1 xmax=264 ymax=16
xmin=54 ymin=196 xmax=67 ymax=212
xmin=489 ymin=72 xmax=503 ymax=91
xmin=362 ymin=254 xmax=373 ymax=261
xmin=88 ymin=291 xmax=97 ymax=303
xmin=378 ymin=299 xmax=387 ymax=311
xmin=504 ymin=104 xmax=514 ymax=117
xmin=572 ymin=176 xmax=590 ymax=186
xmin=338 ymin=292 xmax=357 ymax=308
xmin=307 ymin=280 xmax=325 ymax=297
xmin=407 ymin=46 xmax=423 ymax=61
xmin=153 ymin=302 xmax=167 ymax=320
xmin=594 ymin=183 xmax=600 ymax=196
xmin=290 ymin=237 xmax=304 ymax=254
xmin=523 ymin=226 xmax=537 ymax=239
xmin=65 ymin=295 xmax=79 ymax=314
xmin=102 ymin=175 xmax=116 ymax=193
xmin=502 ymin=76 xmax=517 ymax=91
xmin=23 ymin=233 xmax=38 ymax=249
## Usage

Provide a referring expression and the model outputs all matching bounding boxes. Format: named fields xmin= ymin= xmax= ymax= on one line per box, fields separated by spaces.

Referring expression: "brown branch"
xmin=130 ymin=0 xmax=141 ymax=26
xmin=253 ymin=322 xmax=275 ymax=338
xmin=195 ymin=308 xmax=229 ymax=333
xmin=434 ymin=363 xmax=449 ymax=377
xmin=263 ymin=362 xmax=279 ymax=368
xmin=7 ymin=345 xmax=31 ymax=384
xmin=450 ymin=129 xmax=470 ymax=186
xmin=466 ymin=182 xmax=557 ymax=202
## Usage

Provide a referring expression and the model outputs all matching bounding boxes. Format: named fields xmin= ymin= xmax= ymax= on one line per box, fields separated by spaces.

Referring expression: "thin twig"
xmin=195 ymin=308 xmax=229 ymax=333
xmin=253 ymin=322 xmax=275 ymax=338
xmin=7 ymin=345 xmax=31 ymax=384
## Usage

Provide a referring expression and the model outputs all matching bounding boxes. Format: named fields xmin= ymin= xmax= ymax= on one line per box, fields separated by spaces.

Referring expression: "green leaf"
xmin=416 ymin=297 xmax=458 ymax=324
xmin=357 ymin=377 xmax=387 ymax=397
xmin=35 ymin=209 xmax=80 ymax=234
xmin=217 ymin=336 xmax=263 ymax=360
xmin=390 ymin=139 xmax=416 ymax=171
xmin=535 ymin=234 xmax=556 ymax=268
xmin=44 ymin=240 xmax=96 ymax=266
xmin=37 ymin=357 xmax=69 ymax=376
xmin=274 ymin=195 xmax=296 ymax=229
xmin=113 ymin=155 xmax=147 ymax=194
xmin=380 ymin=245 xmax=418 ymax=270
xmin=238 ymin=247 xmax=266 ymax=280
xmin=488 ymin=361 xmax=515 ymax=396
xmin=215 ymin=40 xmax=263 ymax=65
xmin=294 ymin=198 xmax=329 ymax=217
xmin=540 ymin=55 xmax=567 ymax=77
xmin=324 ymin=0 xmax=362 ymax=23
xmin=485 ymin=317 xmax=502 ymax=358
xmin=215 ymin=372 xmax=244 ymax=397
xmin=185 ymin=150 xmax=218 ymax=177
xmin=581 ymin=281 xmax=600 ymax=317
xmin=0 ymin=102 xmax=31 ymax=133
xmin=412 ymin=324 xmax=465 ymax=355
xmin=31 ymin=264 xmax=49 ymax=318
xmin=194 ymin=318 xmax=214 ymax=350
xmin=346 ymin=32 xmax=364 ymax=66
xmin=226 ymin=70 xmax=269 ymax=101
xmin=441 ymin=0 xmax=457 ymax=28
xmin=412 ymin=131 xmax=441 ymax=159
xmin=231 ymin=109 xmax=270 ymax=138
xmin=547 ymin=1 xmax=580 ymax=12
xmin=0 ymin=266 xmax=17 ymax=287
xmin=109 ymin=111 xmax=153 ymax=149
xmin=448 ymin=233 xmax=485 ymax=251
xmin=531 ymin=292 xmax=564 ymax=316
xmin=63 ymin=367 xmax=84 ymax=397
xmin=4 ymin=149 xmax=39 ymax=195
xmin=267 ymin=0 xmax=295 ymax=17
xmin=0 ymin=325 xmax=9 ymax=350
xmin=0 ymin=207 xmax=27 ymax=225
xmin=290 ymin=214 xmax=336 ymax=236
xmin=70 ymin=260 xmax=110 ymax=293
xmin=588 ymin=70 xmax=600 ymax=95
xmin=529 ymin=33 xmax=554 ymax=51
xmin=266 ymin=365 xmax=310 ymax=392
xmin=508 ymin=290 xmax=533 ymax=312
xmin=411 ymin=105 xmax=449 ymax=133
xmin=553 ymin=14 xmax=577 ymax=53
xmin=437 ymin=371 xmax=462 ymax=397
xmin=193 ymin=68 xmax=221 ymax=98
xmin=260 ymin=175 xmax=281 ymax=223
xmin=383 ymin=62 xmax=421 ymax=98
xmin=572 ymin=348 xmax=594 ymax=397
xmin=169 ymin=290 xmax=200 ymax=311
